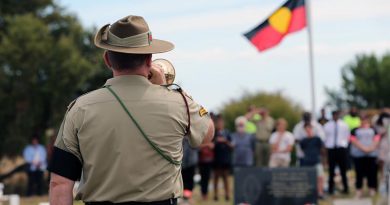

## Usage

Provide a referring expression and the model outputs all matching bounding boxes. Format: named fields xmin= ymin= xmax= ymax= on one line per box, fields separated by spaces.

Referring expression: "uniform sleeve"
xmin=48 ymin=103 xmax=83 ymax=181
xmin=186 ymin=98 xmax=211 ymax=148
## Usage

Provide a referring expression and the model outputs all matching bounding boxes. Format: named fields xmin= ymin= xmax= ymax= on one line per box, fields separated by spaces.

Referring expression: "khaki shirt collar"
xmin=104 ymin=75 xmax=152 ymax=87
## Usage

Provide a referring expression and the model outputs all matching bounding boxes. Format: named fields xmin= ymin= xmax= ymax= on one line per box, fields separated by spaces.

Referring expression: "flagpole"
xmin=305 ymin=0 xmax=316 ymax=117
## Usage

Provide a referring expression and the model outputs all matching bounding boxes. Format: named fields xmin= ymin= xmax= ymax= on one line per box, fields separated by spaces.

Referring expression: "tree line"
xmin=0 ymin=0 xmax=110 ymax=156
xmin=0 ymin=0 xmax=388 ymax=157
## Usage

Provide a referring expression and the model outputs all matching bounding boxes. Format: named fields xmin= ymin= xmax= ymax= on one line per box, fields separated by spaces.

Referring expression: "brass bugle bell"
xmin=152 ymin=59 xmax=176 ymax=84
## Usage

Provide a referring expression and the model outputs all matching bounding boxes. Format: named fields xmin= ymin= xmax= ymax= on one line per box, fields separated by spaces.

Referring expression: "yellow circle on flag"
xmin=269 ymin=7 xmax=292 ymax=34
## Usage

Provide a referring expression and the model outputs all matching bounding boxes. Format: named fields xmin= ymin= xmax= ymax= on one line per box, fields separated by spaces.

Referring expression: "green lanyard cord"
xmin=104 ymin=85 xmax=181 ymax=166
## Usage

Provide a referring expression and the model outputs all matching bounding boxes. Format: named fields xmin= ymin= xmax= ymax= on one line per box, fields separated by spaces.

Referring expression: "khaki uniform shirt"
xmin=52 ymin=75 xmax=210 ymax=203
xmin=255 ymin=117 xmax=275 ymax=141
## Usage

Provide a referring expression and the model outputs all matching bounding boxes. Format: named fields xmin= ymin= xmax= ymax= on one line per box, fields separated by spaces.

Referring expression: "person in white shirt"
xmin=323 ymin=110 xmax=350 ymax=195
xmin=269 ymin=118 xmax=295 ymax=168
xmin=23 ymin=136 xmax=47 ymax=196
xmin=293 ymin=112 xmax=325 ymax=165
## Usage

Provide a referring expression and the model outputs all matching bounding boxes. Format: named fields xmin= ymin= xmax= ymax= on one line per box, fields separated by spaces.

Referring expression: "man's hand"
xmin=50 ymin=173 xmax=75 ymax=205
xmin=149 ymin=64 xmax=166 ymax=85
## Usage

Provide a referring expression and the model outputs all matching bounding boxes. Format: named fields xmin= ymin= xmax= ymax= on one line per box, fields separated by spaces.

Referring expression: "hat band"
xmin=106 ymin=30 xmax=152 ymax=48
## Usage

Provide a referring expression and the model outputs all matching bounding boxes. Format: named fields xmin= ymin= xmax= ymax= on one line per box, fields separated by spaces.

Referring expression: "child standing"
xmin=300 ymin=123 xmax=325 ymax=198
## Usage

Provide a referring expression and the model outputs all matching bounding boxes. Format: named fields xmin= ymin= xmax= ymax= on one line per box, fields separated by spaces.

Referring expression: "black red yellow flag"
xmin=244 ymin=0 xmax=306 ymax=52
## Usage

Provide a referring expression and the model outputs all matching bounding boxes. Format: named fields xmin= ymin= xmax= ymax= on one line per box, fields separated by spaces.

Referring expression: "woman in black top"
xmin=213 ymin=115 xmax=233 ymax=201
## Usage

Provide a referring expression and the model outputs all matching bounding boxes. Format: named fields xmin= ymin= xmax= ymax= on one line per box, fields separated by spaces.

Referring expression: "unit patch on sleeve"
xmin=199 ymin=106 xmax=208 ymax=117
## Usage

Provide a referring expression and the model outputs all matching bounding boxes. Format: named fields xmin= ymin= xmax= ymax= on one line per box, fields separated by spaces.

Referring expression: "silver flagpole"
xmin=305 ymin=0 xmax=317 ymax=116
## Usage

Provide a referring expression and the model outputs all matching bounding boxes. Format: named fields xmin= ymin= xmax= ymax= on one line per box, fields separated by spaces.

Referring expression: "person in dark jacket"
xmin=213 ymin=114 xmax=232 ymax=201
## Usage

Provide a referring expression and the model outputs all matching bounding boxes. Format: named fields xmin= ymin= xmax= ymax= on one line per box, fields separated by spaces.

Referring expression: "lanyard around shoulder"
xmin=104 ymin=85 xmax=181 ymax=166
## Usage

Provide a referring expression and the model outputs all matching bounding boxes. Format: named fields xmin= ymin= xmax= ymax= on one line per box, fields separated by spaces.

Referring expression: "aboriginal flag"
xmin=244 ymin=0 xmax=306 ymax=52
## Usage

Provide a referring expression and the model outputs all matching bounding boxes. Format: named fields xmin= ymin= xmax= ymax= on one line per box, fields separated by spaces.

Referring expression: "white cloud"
xmin=150 ymin=0 xmax=390 ymax=34
xmin=160 ymin=39 xmax=390 ymax=64
xmin=314 ymin=0 xmax=390 ymax=22
xmin=151 ymin=5 xmax=272 ymax=34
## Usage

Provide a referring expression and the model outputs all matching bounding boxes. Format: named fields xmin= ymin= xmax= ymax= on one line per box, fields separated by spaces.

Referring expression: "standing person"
xmin=343 ymin=107 xmax=361 ymax=130
xmin=213 ymin=114 xmax=232 ymax=201
xmin=350 ymin=117 xmax=380 ymax=198
xmin=181 ymin=138 xmax=198 ymax=202
xmin=254 ymin=108 xmax=275 ymax=167
xmin=323 ymin=111 xmax=350 ymax=195
xmin=293 ymin=112 xmax=325 ymax=165
xmin=378 ymin=123 xmax=390 ymax=197
xmin=269 ymin=118 xmax=295 ymax=168
xmin=231 ymin=116 xmax=255 ymax=167
xmin=198 ymin=140 xmax=214 ymax=200
xmin=300 ymin=124 xmax=325 ymax=198
xmin=23 ymin=136 xmax=47 ymax=196
xmin=318 ymin=108 xmax=329 ymax=126
xmin=48 ymin=15 xmax=214 ymax=205
xmin=373 ymin=109 xmax=390 ymax=196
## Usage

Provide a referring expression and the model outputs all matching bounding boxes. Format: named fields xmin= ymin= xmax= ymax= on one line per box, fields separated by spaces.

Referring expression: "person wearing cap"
xmin=48 ymin=15 xmax=214 ymax=205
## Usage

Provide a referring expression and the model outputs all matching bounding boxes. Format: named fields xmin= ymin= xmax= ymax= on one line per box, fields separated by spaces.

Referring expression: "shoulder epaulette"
xmin=66 ymin=88 xmax=101 ymax=111
xmin=67 ymin=99 xmax=77 ymax=111
xmin=161 ymin=84 xmax=194 ymax=101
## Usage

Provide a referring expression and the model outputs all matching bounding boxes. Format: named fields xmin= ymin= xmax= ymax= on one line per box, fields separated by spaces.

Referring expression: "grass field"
xmin=15 ymin=175 xmax=385 ymax=205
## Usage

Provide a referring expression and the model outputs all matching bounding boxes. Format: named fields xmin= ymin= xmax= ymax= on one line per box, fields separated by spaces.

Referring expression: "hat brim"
xmin=94 ymin=25 xmax=174 ymax=54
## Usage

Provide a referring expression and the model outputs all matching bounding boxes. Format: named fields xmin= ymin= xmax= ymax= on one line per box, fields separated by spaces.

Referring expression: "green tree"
xmin=220 ymin=91 xmax=303 ymax=131
xmin=326 ymin=53 xmax=390 ymax=109
xmin=0 ymin=0 xmax=110 ymax=156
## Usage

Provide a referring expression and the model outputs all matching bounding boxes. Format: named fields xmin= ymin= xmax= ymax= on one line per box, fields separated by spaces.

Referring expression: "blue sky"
xmin=58 ymin=0 xmax=390 ymax=113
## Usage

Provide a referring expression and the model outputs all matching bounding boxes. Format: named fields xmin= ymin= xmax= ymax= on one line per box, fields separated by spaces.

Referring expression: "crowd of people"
xmin=181 ymin=106 xmax=390 ymax=201
xmin=19 ymin=106 xmax=390 ymax=200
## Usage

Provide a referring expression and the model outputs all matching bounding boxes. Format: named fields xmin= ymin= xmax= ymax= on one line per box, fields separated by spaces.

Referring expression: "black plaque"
xmin=234 ymin=167 xmax=317 ymax=205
